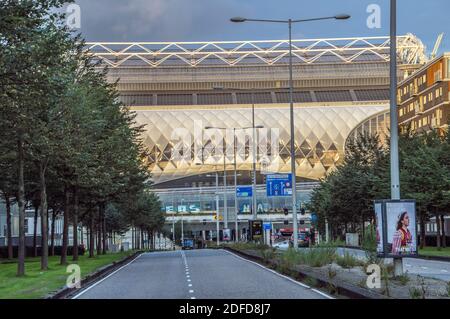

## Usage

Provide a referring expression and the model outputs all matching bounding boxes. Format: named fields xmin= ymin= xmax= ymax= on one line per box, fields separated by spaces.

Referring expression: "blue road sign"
xmin=263 ymin=222 xmax=272 ymax=231
xmin=236 ymin=186 xmax=253 ymax=198
xmin=266 ymin=174 xmax=293 ymax=197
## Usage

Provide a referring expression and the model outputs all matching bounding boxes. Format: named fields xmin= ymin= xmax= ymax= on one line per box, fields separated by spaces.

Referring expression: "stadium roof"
xmin=86 ymin=34 xmax=428 ymax=68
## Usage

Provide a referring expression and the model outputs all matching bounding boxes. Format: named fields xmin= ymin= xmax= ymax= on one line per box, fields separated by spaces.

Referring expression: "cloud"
xmin=75 ymin=0 xmax=247 ymax=41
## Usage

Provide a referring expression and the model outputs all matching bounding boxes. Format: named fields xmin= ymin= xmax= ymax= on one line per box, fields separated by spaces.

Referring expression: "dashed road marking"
xmin=182 ymin=251 xmax=196 ymax=299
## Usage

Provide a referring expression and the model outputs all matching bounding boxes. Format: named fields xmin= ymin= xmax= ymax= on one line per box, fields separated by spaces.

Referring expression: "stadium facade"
xmin=85 ymin=35 xmax=428 ymax=239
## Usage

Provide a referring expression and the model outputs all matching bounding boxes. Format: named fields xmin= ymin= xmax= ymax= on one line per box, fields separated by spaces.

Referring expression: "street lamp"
xmin=212 ymin=86 xmax=260 ymax=221
xmin=205 ymin=124 xmax=264 ymax=240
xmin=231 ymin=13 xmax=350 ymax=250
xmin=180 ymin=198 xmax=185 ymax=244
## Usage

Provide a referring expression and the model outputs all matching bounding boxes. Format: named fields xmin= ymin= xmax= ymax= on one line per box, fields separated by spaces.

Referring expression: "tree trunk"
xmin=50 ymin=210 xmax=56 ymax=256
xmin=102 ymin=206 xmax=107 ymax=255
xmin=420 ymin=213 xmax=426 ymax=249
xmin=33 ymin=206 xmax=38 ymax=258
xmin=60 ymin=187 xmax=70 ymax=265
xmin=96 ymin=206 xmax=102 ymax=256
xmin=72 ymin=187 xmax=79 ymax=261
xmin=441 ymin=214 xmax=446 ymax=248
xmin=39 ymin=162 xmax=49 ymax=270
xmin=17 ymin=132 xmax=26 ymax=276
xmin=89 ymin=217 xmax=95 ymax=258
xmin=436 ymin=210 xmax=441 ymax=249
xmin=5 ymin=195 xmax=13 ymax=260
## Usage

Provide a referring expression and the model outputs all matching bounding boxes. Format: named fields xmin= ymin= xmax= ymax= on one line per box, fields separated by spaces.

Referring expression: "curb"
xmin=223 ymin=247 xmax=389 ymax=299
xmin=46 ymin=251 xmax=143 ymax=299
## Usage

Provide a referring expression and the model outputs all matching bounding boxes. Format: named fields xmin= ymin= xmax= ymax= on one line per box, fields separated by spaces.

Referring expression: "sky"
xmin=72 ymin=0 xmax=450 ymax=55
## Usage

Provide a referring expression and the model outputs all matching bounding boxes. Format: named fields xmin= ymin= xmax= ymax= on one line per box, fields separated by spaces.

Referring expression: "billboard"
xmin=374 ymin=200 xmax=417 ymax=257
xmin=223 ymin=229 xmax=231 ymax=241
xmin=249 ymin=220 xmax=263 ymax=241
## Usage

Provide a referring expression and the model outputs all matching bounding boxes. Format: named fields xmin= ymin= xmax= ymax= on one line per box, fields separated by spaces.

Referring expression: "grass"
xmin=335 ymin=251 xmax=364 ymax=269
xmin=279 ymin=247 xmax=336 ymax=268
xmin=0 ymin=251 xmax=137 ymax=299
xmin=419 ymin=247 xmax=450 ymax=257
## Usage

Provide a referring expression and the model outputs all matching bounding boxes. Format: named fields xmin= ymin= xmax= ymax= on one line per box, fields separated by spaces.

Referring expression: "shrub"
xmin=409 ymin=287 xmax=423 ymax=299
xmin=395 ymin=274 xmax=410 ymax=286
xmin=336 ymin=251 xmax=363 ymax=269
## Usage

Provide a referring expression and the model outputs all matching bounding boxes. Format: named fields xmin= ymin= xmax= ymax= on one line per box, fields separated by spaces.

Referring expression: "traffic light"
xmin=300 ymin=208 xmax=306 ymax=215
xmin=283 ymin=207 xmax=289 ymax=215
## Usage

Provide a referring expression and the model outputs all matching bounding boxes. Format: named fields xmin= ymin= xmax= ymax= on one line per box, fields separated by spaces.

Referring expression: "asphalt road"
xmin=74 ymin=249 xmax=331 ymax=299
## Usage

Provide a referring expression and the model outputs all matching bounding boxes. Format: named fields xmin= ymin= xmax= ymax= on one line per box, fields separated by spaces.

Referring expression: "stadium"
xmin=88 ymin=34 xmax=428 ymax=239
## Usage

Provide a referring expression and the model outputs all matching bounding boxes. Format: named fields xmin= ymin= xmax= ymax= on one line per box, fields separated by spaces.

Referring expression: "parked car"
xmin=272 ymin=240 xmax=290 ymax=250
xmin=289 ymin=231 xmax=310 ymax=247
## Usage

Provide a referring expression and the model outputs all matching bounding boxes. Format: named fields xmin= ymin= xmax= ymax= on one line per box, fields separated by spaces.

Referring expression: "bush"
xmin=228 ymin=242 xmax=269 ymax=251
xmin=280 ymin=247 xmax=336 ymax=268
xmin=315 ymin=239 xmax=345 ymax=248
xmin=336 ymin=251 xmax=363 ymax=268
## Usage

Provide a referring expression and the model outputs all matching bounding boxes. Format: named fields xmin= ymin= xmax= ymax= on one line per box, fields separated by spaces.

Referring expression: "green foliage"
xmin=335 ymin=252 xmax=363 ymax=269
xmin=309 ymin=128 xmax=450 ymax=248
xmin=395 ymin=274 xmax=410 ymax=286
xmin=279 ymin=247 xmax=336 ymax=268
xmin=0 ymin=0 xmax=162 ymax=272
xmin=409 ymin=287 xmax=423 ymax=299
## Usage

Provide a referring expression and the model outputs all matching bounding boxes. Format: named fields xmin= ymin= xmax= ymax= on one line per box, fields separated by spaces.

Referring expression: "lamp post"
xmin=231 ymin=13 xmax=350 ymax=249
xmin=206 ymin=125 xmax=264 ymax=243
xmin=213 ymin=86 xmax=258 ymax=220
xmin=180 ymin=199 xmax=185 ymax=244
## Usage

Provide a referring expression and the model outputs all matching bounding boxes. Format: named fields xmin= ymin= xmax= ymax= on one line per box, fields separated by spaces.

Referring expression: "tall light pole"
xmin=180 ymin=198 xmax=185 ymax=244
xmin=389 ymin=0 xmax=403 ymax=277
xmin=213 ymin=86 xmax=258 ymax=220
xmin=233 ymin=128 xmax=239 ymax=242
xmin=206 ymin=125 xmax=264 ymax=242
xmin=231 ymin=13 xmax=350 ymax=249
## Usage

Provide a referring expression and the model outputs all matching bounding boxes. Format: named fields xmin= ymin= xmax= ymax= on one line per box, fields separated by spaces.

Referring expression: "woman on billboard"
xmin=391 ymin=212 xmax=413 ymax=255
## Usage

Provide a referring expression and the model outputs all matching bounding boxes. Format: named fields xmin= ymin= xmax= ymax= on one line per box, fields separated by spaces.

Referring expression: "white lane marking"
xmin=72 ymin=253 xmax=143 ymax=299
xmin=421 ymin=266 xmax=428 ymax=270
xmin=441 ymin=270 xmax=448 ymax=273
xmin=224 ymin=249 xmax=334 ymax=300
xmin=182 ymin=250 xmax=196 ymax=299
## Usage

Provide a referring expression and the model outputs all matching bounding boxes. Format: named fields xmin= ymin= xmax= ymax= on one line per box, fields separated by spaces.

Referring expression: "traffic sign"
xmin=263 ymin=222 xmax=272 ymax=231
xmin=236 ymin=186 xmax=253 ymax=198
xmin=266 ymin=174 xmax=292 ymax=197
xmin=213 ymin=215 xmax=223 ymax=221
